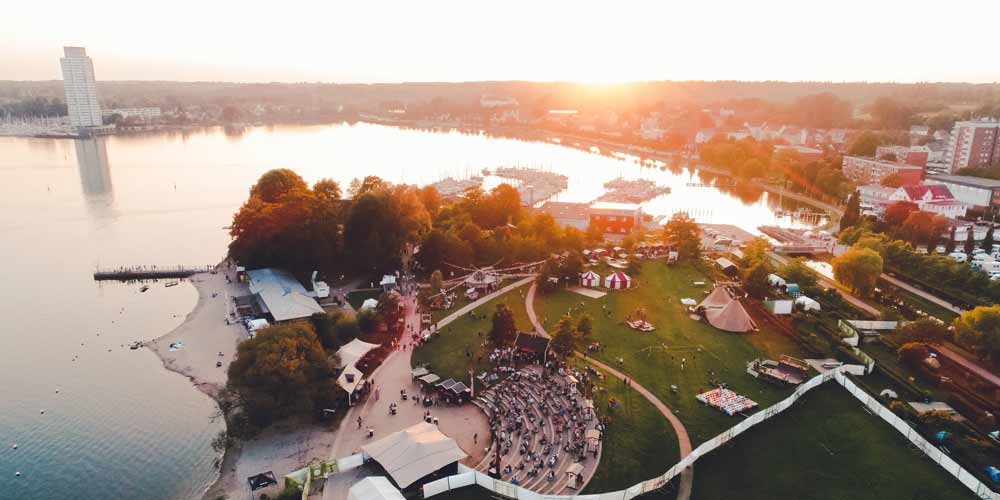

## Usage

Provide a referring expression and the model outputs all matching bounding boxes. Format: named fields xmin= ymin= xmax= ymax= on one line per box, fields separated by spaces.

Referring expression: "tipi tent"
xmin=705 ymin=300 xmax=758 ymax=333
xmin=604 ymin=272 xmax=632 ymax=289
xmin=580 ymin=271 xmax=601 ymax=288
xmin=698 ymin=287 xmax=733 ymax=310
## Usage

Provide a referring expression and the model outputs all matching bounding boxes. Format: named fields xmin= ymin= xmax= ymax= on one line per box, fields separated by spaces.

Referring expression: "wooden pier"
xmin=93 ymin=265 xmax=215 ymax=281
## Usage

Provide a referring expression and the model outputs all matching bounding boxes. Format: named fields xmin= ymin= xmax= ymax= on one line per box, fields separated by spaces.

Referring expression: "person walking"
xmin=474 ymin=433 xmax=478 ymax=444
xmin=357 ymin=415 xmax=363 ymax=429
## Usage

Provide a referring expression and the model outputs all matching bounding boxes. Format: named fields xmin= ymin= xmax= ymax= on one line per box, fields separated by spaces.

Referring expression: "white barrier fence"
xmin=420 ymin=367 xmax=1000 ymax=500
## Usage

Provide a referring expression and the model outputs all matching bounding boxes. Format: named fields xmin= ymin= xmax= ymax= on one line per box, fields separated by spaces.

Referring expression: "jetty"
xmin=93 ymin=265 xmax=215 ymax=281
xmin=597 ymin=178 xmax=670 ymax=204
xmin=493 ymin=167 xmax=568 ymax=206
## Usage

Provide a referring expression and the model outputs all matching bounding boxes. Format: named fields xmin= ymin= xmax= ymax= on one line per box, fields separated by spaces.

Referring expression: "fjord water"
xmin=0 ymin=122 xmax=819 ymax=500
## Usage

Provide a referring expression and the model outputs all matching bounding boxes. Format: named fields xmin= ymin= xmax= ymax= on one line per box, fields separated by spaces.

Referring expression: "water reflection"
xmin=75 ymin=138 xmax=116 ymax=220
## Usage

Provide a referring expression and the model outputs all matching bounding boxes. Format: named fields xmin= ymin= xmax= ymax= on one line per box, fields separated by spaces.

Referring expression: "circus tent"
xmin=579 ymin=271 xmax=601 ymax=288
xmin=603 ymin=271 xmax=631 ymax=289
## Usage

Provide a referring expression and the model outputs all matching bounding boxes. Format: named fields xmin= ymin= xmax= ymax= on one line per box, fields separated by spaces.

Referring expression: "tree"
xmin=489 ymin=304 xmax=517 ymax=346
xmin=869 ymin=97 xmax=913 ymax=130
xmin=310 ymin=312 xmax=342 ymax=351
xmin=429 ymin=270 xmax=443 ymax=293
xmin=945 ymin=226 xmax=957 ymax=254
xmin=312 ymin=178 xmax=342 ymax=201
xmin=333 ymin=316 xmax=361 ymax=345
xmin=742 ymin=238 xmax=771 ymax=268
xmin=779 ymin=258 xmax=818 ymax=292
xmin=663 ymin=213 xmax=700 ymax=260
xmin=880 ymin=173 xmax=904 ymax=188
xmin=840 ymin=191 xmax=861 ymax=230
xmin=848 ymin=131 xmax=882 ymax=157
xmin=576 ymin=314 xmax=594 ymax=343
xmin=550 ymin=315 xmax=579 ymax=359
xmin=897 ymin=342 xmax=930 ymax=368
xmin=833 ymin=247 xmax=883 ymax=296
xmin=356 ymin=308 xmax=380 ymax=334
xmin=895 ymin=318 xmax=949 ymax=344
xmin=226 ymin=323 xmax=341 ymax=429
xmin=744 ymin=262 xmax=772 ymax=299
xmin=250 ymin=168 xmax=308 ymax=203
xmin=899 ymin=211 xmax=949 ymax=248
xmin=884 ymin=201 xmax=919 ymax=228
xmin=964 ymin=226 xmax=976 ymax=255
xmin=953 ymin=305 xmax=1000 ymax=360
xmin=983 ymin=227 xmax=995 ymax=253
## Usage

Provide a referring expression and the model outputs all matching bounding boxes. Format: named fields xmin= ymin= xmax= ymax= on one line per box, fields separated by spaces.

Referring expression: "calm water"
xmin=0 ymin=122 xmax=821 ymax=500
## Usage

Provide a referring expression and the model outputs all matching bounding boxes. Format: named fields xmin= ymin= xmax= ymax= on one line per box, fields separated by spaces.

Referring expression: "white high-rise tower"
xmin=60 ymin=47 xmax=102 ymax=129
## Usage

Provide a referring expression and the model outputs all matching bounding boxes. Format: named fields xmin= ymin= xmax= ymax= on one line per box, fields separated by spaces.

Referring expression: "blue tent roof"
xmin=786 ymin=284 xmax=801 ymax=293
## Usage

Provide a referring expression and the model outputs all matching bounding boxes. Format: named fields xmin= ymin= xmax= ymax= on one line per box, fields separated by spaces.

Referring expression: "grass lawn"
xmin=346 ymin=288 xmax=381 ymax=310
xmin=689 ymin=383 xmax=971 ymax=500
xmin=565 ymin=358 xmax=680 ymax=494
xmin=535 ymin=259 xmax=807 ymax=444
xmin=411 ymin=283 xmax=532 ymax=382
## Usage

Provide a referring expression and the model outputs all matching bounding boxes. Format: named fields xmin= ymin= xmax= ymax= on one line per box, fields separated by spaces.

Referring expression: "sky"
xmin=4 ymin=0 xmax=1000 ymax=84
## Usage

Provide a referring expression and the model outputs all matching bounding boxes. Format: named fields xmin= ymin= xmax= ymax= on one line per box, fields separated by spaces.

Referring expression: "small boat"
xmin=165 ymin=281 xmax=179 ymax=288
xmin=139 ymin=285 xmax=150 ymax=293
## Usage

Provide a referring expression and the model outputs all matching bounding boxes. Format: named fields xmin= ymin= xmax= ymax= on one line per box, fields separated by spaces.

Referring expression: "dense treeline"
xmin=699 ymin=136 xmax=853 ymax=201
xmin=228 ymin=169 xmax=596 ymax=281
xmin=0 ymin=96 xmax=66 ymax=118
xmin=839 ymin=226 xmax=1000 ymax=305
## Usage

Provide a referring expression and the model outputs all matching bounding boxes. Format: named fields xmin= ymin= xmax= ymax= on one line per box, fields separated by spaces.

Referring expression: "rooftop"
xmin=589 ymin=201 xmax=642 ymax=212
xmin=247 ymin=268 xmax=324 ymax=322
xmin=540 ymin=201 xmax=589 ymax=220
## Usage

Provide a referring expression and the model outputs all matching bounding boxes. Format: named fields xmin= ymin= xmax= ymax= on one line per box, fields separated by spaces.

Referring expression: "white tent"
xmin=795 ymin=296 xmax=821 ymax=312
xmin=361 ymin=298 xmax=379 ymax=311
xmin=247 ymin=318 xmax=270 ymax=335
xmin=346 ymin=476 xmax=405 ymax=500
xmin=361 ymin=422 xmax=467 ymax=488
xmin=580 ymin=271 xmax=601 ymax=288
xmin=337 ymin=365 xmax=365 ymax=395
xmin=604 ymin=271 xmax=631 ymax=289
xmin=767 ymin=274 xmax=786 ymax=287
xmin=336 ymin=338 xmax=380 ymax=369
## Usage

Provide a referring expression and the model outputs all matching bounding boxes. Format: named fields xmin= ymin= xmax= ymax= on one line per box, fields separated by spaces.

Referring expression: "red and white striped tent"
xmin=579 ymin=271 xmax=601 ymax=288
xmin=603 ymin=271 xmax=632 ymax=289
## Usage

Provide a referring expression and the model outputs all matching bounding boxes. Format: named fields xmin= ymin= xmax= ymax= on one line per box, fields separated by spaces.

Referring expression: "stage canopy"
xmin=337 ymin=338 xmax=380 ymax=369
xmin=347 ymin=476 xmax=405 ymax=500
xmin=361 ymin=422 xmax=467 ymax=488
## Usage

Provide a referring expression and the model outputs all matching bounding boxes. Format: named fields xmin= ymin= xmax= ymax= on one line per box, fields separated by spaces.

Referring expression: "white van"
xmin=949 ymin=252 xmax=968 ymax=263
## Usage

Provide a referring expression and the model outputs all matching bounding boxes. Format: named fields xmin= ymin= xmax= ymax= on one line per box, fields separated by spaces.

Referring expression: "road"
xmin=526 ymin=282 xmax=694 ymax=500
xmin=881 ymin=273 xmax=964 ymax=315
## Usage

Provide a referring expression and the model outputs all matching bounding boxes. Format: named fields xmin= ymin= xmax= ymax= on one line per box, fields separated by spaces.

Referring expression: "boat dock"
xmin=93 ymin=265 xmax=215 ymax=281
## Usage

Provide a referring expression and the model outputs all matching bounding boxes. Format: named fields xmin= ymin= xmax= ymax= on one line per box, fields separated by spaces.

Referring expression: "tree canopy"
xmin=226 ymin=323 xmax=341 ymax=430
xmin=663 ymin=213 xmax=701 ymax=261
xmin=953 ymin=305 xmax=1000 ymax=361
xmin=833 ymin=246 xmax=883 ymax=296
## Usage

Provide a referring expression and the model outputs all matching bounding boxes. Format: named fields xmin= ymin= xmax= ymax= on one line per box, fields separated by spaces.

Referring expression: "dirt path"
xmin=526 ymin=282 xmax=694 ymax=500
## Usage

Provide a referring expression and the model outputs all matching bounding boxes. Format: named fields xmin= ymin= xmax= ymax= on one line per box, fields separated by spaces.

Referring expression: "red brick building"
xmin=876 ymin=145 xmax=930 ymax=168
xmin=587 ymin=202 xmax=642 ymax=235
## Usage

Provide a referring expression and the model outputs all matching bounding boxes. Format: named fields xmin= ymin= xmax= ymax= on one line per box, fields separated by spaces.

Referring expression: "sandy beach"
xmin=149 ymin=269 xmax=356 ymax=500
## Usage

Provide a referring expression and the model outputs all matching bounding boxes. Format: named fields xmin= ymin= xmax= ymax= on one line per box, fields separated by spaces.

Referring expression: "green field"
xmin=411 ymin=284 xmax=532 ymax=382
xmin=536 ymin=260 xmax=807 ymax=443
xmin=689 ymin=383 xmax=970 ymax=500
xmin=569 ymin=358 xmax=680 ymax=494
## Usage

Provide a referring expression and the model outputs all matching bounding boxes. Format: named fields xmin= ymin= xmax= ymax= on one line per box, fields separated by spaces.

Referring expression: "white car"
xmin=949 ymin=252 xmax=968 ymax=263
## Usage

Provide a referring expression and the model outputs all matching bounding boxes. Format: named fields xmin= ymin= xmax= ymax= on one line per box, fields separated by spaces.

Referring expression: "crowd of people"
xmin=475 ymin=367 xmax=600 ymax=492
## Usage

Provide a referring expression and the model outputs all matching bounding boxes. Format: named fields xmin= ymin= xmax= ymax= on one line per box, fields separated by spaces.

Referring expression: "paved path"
xmin=767 ymin=251 xmax=882 ymax=318
xmin=881 ymin=273 xmax=963 ymax=315
xmin=525 ymin=282 xmax=694 ymax=500
xmin=325 ymin=277 xmax=535 ymax=497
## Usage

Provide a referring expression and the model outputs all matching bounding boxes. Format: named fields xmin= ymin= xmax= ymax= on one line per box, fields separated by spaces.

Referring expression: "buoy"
xmin=12 ymin=443 xmax=17 ymax=449
xmin=39 ymin=410 xmax=45 ymax=414
xmin=15 ymin=472 xmax=20 ymax=477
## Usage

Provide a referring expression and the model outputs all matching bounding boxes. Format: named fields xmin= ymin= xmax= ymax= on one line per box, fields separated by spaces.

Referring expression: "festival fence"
xmin=421 ymin=366 xmax=1000 ymax=500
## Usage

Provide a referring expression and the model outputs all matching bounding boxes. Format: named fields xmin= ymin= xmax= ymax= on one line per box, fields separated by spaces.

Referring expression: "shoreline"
xmin=147 ymin=268 xmax=246 ymax=500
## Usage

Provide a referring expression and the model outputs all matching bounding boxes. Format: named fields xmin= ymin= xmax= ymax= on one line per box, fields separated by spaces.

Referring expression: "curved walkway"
xmin=525 ymin=283 xmax=694 ymax=500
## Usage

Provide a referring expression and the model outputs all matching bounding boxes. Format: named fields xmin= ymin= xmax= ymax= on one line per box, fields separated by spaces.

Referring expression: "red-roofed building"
xmin=888 ymin=184 xmax=970 ymax=218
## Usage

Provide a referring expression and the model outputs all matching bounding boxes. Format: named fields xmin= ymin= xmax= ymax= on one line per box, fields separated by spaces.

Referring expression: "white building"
xmin=925 ymin=174 xmax=1000 ymax=209
xmin=102 ymin=107 xmax=162 ymax=121
xmin=60 ymin=47 xmax=102 ymax=129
